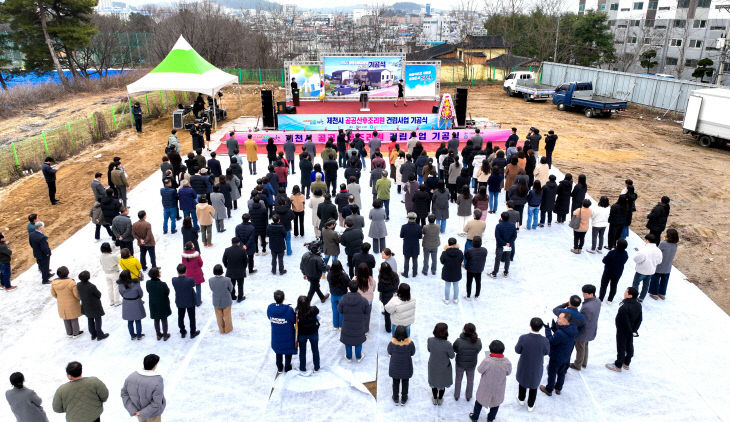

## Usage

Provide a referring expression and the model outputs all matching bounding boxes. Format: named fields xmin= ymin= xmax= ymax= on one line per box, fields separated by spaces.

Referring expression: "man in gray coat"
xmin=121 ymin=354 xmax=166 ymax=422
xmin=283 ymin=135 xmax=296 ymax=174
xmin=570 ymin=284 xmax=602 ymax=371
xmin=303 ymin=135 xmax=316 ymax=161
xmin=112 ymin=207 xmax=134 ymax=255
xmin=226 ymin=131 xmax=239 ymax=164
xmin=91 ymin=173 xmax=106 ymax=202
xmin=6 ymin=372 xmax=49 ymax=422
xmin=470 ymin=128 xmax=483 ymax=151
xmin=209 ymin=264 xmax=234 ymax=334
xmin=421 ymin=214 xmax=441 ymax=275
xmin=368 ymin=131 xmax=381 ymax=157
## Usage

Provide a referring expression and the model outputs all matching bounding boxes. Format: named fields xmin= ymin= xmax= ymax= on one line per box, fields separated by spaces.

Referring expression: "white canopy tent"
xmin=126 ymin=35 xmax=238 ymax=129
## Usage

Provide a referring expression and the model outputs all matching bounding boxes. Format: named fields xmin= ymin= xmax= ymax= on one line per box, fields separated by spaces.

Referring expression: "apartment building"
xmin=579 ymin=0 xmax=730 ymax=83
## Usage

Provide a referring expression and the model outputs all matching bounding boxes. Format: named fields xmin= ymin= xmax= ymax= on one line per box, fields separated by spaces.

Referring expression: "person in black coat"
xmin=378 ymin=262 xmax=400 ymax=333
xmin=181 ymin=216 xmax=200 ymax=253
xmin=249 ymin=197 xmax=269 ymax=254
xmin=352 ymin=243 xmax=376 ymax=277
xmin=172 ymin=264 xmax=199 ymax=338
xmin=554 ymin=174 xmax=573 ymax=223
xmin=29 ymin=223 xmax=52 ymax=284
xmin=323 ymin=156 xmax=339 ymax=196
xmin=300 ymin=242 xmax=330 ymax=303
xmin=267 ymin=215 xmax=287 ymax=275
xmin=207 ymin=152 xmax=223 ymax=177
xmin=464 ymin=236 xmax=487 ymax=299
xmin=338 ymin=280 xmax=370 ymax=362
xmin=606 ymin=287 xmax=642 ymax=372
xmin=570 ymin=174 xmax=587 ymax=213
xmin=76 ymin=271 xmax=108 ymax=341
xmin=599 ymin=238 xmax=629 ymax=302
xmin=440 ymin=238 xmax=464 ymax=303
xmin=540 ymin=175 xmax=558 ymax=227
xmin=646 ymin=196 xmax=670 ymax=245
xmin=412 ymin=185 xmax=431 ymax=226
xmin=100 ymin=189 xmax=121 ymax=226
xmin=317 ymin=194 xmax=339 ymax=231
xmin=544 ymin=130 xmax=557 ymax=168
xmin=222 ymin=237 xmax=248 ymax=302
xmin=340 ymin=218 xmax=364 ymax=278
xmin=607 ymin=195 xmax=629 ymax=250
xmin=234 ymin=214 xmax=258 ymax=274
xmin=41 ymin=157 xmax=59 ymax=205
xmin=388 ymin=325 xmax=416 ymax=405
xmin=399 ymin=213 xmax=422 ymax=278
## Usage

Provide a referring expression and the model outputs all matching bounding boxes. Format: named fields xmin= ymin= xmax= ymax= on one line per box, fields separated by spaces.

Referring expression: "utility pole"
xmin=715 ymin=5 xmax=730 ymax=85
xmin=554 ymin=15 xmax=561 ymax=62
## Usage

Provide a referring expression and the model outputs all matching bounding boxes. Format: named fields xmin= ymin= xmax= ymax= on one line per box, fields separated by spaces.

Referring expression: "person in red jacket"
xmin=182 ymin=242 xmax=204 ymax=306
xmin=274 ymin=159 xmax=289 ymax=190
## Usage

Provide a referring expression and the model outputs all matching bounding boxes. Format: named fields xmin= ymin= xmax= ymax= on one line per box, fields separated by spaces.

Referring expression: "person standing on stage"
xmin=394 ymin=79 xmax=407 ymax=107
xmin=291 ymin=77 xmax=298 ymax=91
xmin=358 ymin=81 xmax=370 ymax=109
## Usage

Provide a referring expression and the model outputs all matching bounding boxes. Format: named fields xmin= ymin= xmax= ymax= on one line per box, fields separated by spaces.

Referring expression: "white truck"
xmin=682 ymin=88 xmax=730 ymax=148
xmin=503 ymin=71 xmax=555 ymax=102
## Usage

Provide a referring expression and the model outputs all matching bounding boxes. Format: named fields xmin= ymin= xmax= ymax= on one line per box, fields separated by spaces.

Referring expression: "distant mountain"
xmin=392 ymin=2 xmax=423 ymax=12
xmin=211 ymin=0 xmax=281 ymax=11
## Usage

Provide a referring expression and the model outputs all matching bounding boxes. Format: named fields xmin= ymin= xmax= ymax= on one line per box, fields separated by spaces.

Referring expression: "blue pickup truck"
xmin=552 ymin=82 xmax=627 ymax=118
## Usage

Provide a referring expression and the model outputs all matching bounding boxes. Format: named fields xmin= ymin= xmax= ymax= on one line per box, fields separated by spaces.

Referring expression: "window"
xmin=697 ymin=0 xmax=711 ymax=7
xmin=711 ymin=26 xmax=726 ymax=31
xmin=608 ymin=20 xmax=615 ymax=26
xmin=673 ymin=20 xmax=685 ymax=28
xmin=648 ymin=0 xmax=658 ymax=9
xmin=645 ymin=19 xmax=654 ymax=27
xmin=665 ymin=57 xmax=678 ymax=65
xmin=618 ymin=24 xmax=628 ymax=28
xmin=621 ymin=8 xmax=630 ymax=11
xmin=685 ymin=59 xmax=698 ymax=67
xmin=693 ymin=20 xmax=706 ymax=29
xmin=655 ymin=24 xmax=667 ymax=29
xmin=633 ymin=2 xmax=643 ymax=9
xmin=579 ymin=4 xmax=585 ymax=11
xmin=670 ymin=39 xmax=683 ymax=46
xmin=631 ymin=20 xmax=641 ymax=26
xmin=643 ymin=37 xmax=652 ymax=44
xmin=678 ymin=0 xmax=690 ymax=7
xmin=689 ymin=39 xmax=702 ymax=48
xmin=628 ymin=36 xmax=638 ymax=43
xmin=658 ymin=6 xmax=670 ymax=10
xmin=615 ymin=39 xmax=625 ymax=44
xmin=706 ymin=46 xmax=719 ymax=51
xmin=601 ymin=3 xmax=606 ymax=10
xmin=610 ymin=3 xmax=618 ymax=10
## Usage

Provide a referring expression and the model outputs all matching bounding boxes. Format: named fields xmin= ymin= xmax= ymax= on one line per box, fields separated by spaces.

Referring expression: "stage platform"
xmin=277 ymin=99 xmax=443 ymax=131
xmin=286 ymin=99 xmax=438 ymax=115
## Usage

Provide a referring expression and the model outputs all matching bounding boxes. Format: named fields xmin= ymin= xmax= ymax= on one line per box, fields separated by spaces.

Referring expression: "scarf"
xmin=490 ymin=353 xmax=504 ymax=358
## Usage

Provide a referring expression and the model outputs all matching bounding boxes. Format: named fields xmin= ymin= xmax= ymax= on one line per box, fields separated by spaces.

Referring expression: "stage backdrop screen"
xmin=323 ymin=56 xmax=403 ymax=98
xmin=404 ymin=64 xmax=438 ymax=97
xmin=289 ymin=64 xmax=323 ymax=98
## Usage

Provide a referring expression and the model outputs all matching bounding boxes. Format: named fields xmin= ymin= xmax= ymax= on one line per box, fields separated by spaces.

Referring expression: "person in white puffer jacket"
xmin=99 ymin=242 xmax=121 ymax=307
xmin=384 ymin=283 xmax=416 ymax=336
xmin=631 ymin=234 xmax=663 ymax=302
xmin=588 ymin=196 xmax=611 ymax=254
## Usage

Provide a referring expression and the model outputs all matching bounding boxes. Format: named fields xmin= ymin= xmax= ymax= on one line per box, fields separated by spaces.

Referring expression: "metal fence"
xmin=223 ymin=68 xmax=286 ymax=86
xmin=540 ymin=62 xmax=724 ymax=113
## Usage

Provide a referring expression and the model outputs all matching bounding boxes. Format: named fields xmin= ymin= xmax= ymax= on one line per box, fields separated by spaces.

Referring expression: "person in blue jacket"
xmin=178 ymin=180 xmax=199 ymax=230
xmin=489 ymin=212 xmax=517 ymax=278
xmin=160 ymin=179 xmax=179 ymax=234
xmin=552 ymin=296 xmax=586 ymax=330
xmin=599 ymin=238 xmax=629 ymax=303
xmin=171 ymin=263 xmax=199 ymax=339
xmin=267 ymin=290 xmax=297 ymax=373
xmin=514 ymin=318 xmax=550 ymax=412
xmin=540 ymin=312 xmax=578 ymax=397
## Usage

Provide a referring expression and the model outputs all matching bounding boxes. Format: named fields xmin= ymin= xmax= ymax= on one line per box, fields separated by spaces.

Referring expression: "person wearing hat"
xmin=300 ymin=241 xmax=331 ymax=304
xmin=399 ymin=212 xmax=422 ymax=278
xmin=41 ymin=157 xmax=60 ymax=205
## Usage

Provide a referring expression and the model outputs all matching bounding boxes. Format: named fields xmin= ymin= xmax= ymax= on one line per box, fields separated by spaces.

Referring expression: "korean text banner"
xmin=323 ymin=56 xmax=403 ymax=98
xmin=277 ymin=113 xmax=436 ymax=131
xmin=404 ymin=64 xmax=437 ymax=97
xmin=289 ymin=65 xmax=322 ymax=98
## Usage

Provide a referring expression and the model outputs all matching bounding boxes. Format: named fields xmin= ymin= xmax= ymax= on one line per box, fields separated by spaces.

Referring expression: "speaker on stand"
xmin=261 ymin=90 xmax=276 ymax=129
xmin=454 ymin=88 xmax=468 ymax=128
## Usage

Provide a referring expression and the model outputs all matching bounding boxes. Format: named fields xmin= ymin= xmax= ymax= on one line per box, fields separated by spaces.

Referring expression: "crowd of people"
xmin=4 ymin=124 xmax=679 ymax=422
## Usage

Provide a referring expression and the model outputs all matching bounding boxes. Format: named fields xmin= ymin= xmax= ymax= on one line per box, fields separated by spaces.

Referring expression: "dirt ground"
xmin=2 ymin=84 xmax=729 ymax=314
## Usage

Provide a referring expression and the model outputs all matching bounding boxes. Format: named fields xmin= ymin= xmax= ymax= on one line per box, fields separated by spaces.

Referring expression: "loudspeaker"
xmin=172 ymin=109 xmax=184 ymax=129
xmin=432 ymin=105 xmax=439 ymax=113
xmin=277 ymin=101 xmax=287 ymax=113
xmin=261 ymin=90 xmax=276 ymax=129
xmin=455 ymin=88 xmax=468 ymax=127
xmin=285 ymin=105 xmax=297 ymax=114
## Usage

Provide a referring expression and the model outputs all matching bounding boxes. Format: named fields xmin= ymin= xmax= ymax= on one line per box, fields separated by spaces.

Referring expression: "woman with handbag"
xmin=571 ymin=199 xmax=593 ymax=254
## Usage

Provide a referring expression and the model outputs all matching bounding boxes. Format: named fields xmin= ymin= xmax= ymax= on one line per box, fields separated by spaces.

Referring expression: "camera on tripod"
xmin=184 ymin=118 xmax=205 ymax=131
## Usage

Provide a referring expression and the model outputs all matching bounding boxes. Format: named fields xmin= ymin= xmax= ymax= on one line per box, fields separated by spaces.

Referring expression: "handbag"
xmin=569 ymin=209 xmax=582 ymax=230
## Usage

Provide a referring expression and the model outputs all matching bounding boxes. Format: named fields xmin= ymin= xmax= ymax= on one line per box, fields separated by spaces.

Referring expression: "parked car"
xmin=503 ymin=71 xmax=555 ymax=102
xmin=552 ymin=82 xmax=627 ymax=118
